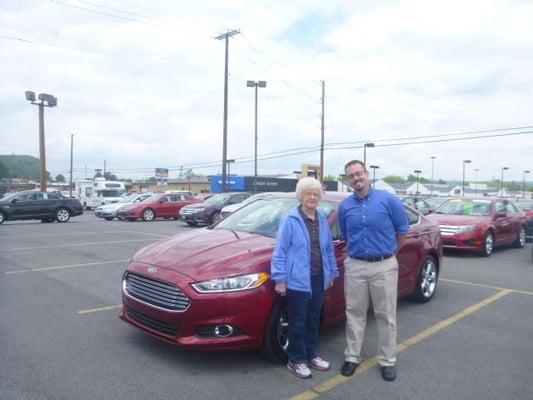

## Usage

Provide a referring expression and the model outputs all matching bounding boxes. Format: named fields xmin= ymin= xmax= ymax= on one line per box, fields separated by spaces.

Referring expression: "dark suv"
xmin=0 ymin=190 xmax=83 ymax=224
xmin=178 ymin=192 xmax=250 ymax=226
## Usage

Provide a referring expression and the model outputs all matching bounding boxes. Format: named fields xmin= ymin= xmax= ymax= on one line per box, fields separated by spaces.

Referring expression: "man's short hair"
xmin=344 ymin=160 xmax=367 ymax=172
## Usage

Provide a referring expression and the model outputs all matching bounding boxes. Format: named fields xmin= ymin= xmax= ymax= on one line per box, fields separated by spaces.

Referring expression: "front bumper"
xmin=120 ymin=264 xmax=274 ymax=351
xmin=440 ymin=232 xmax=482 ymax=251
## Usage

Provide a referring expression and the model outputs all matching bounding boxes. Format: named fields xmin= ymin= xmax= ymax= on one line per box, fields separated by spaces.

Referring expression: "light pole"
xmin=501 ymin=167 xmax=509 ymax=197
xmin=25 ymin=91 xmax=58 ymax=191
xmin=369 ymin=165 xmax=379 ymax=186
xmin=414 ymin=170 xmax=422 ymax=194
xmin=523 ymin=170 xmax=530 ymax=199
xmin=474 ymin=168 xmax=479 ymax=197
xmin=462 ymin=160 xmax=471 ymax=197
xmin=430 ymin=156 xmax=436 ymax=195
xmin=246 ymin=80 xmax=267 ymax=192
xmin=363 ymin=142 xmax=374 ymax=165
xmin=226 ymin=159 xmax=235 ymax=190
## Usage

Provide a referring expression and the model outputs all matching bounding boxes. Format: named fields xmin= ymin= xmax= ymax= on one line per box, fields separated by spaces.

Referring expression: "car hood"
xmin=98 ymin=203 xmax=126 ymax=211
xmin=426 ymin=213 xmax=488 ymax=226
xmin=131 ymin=228 xmax=275 ymax=280
xmin=221 ymin=203 xmax=243 ymax=213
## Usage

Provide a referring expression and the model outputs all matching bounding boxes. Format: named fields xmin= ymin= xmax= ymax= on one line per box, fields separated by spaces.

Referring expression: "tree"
xmin=0 ymin=161 xmax=8 ymax=178
xmin=437 ymin=179 xmax=447 ymax=184
xmin=104 ymin=171 xmax=118 ymax=181
xmin=55 ymin=174 xmax=66 ymax=182
xmin=383 ymin=175 xmax=406 ymax=184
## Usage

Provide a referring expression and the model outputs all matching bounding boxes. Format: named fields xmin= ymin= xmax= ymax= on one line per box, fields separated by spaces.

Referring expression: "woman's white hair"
xmin=295 ymin=177 xmax=324 ymax=202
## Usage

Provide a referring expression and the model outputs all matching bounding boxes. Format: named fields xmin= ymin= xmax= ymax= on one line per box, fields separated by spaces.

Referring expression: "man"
xmin=338 ymin=160 xmax=408 ymax=382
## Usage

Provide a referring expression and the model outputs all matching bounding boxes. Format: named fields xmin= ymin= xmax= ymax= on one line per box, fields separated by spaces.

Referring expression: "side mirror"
xmin=11 ymin=198 xmax=19 ymax=204
xmin=495 ymin=212 xmax=507 ymax=218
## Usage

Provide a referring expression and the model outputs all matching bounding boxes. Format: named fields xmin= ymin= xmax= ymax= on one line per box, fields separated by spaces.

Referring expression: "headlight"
xmin=191 ymin=272 xmax=270 ymax=293
xmin=456 ymin=225 xmax=476 ymax=233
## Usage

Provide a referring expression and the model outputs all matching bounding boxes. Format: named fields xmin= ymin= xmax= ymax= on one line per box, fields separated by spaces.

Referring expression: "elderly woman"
xmin=271 ymin=177 xmax=339 ymax=379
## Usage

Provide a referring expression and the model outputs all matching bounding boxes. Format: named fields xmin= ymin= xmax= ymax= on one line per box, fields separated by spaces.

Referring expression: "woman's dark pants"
xmin=286 ymin=274 xmax=325 ymax=363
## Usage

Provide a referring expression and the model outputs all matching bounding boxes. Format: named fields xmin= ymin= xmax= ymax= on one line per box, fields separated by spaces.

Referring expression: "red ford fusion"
xmin=117 ymin=193 xmax=200 ymax=222
xmin=426 ymin=197 xmax=527 ymax=257
xmin=120 ymin=192 xmax=442 ymax=362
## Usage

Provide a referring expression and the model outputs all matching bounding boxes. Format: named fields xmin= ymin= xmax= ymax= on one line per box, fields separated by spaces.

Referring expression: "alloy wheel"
xmin=276 ymin=308 xmax=290 ymax=354
xmin=420 ymin=258 xmax=437 ymax=299
xmin=485 ymin=233 xmax=494 ymax=255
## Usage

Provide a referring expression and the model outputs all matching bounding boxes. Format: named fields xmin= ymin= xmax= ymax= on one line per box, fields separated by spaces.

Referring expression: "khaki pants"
xmin=343 ymin=255 xmax=398 ymax=367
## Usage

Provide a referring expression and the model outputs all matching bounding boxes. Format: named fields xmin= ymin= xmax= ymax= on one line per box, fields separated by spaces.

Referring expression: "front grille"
xmin=180 ymin=208 xmax=197 ymax=215
xmin=125 ymin=272 xmax=190 ymax=311
xmin=126 ymin=306 xmax=179 ymax=336
xmin=439 ymin=225 xmax=461 ymax=236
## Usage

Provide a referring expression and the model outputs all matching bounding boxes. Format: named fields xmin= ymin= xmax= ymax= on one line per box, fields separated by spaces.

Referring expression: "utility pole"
xmin=215 ymin=29 xmax=240 ymax=192
xmin=69 ymin=134 xmax=74 ymax=197
xmin=180 ymin=165 xmax=183 ymax=179
xmin=103 ymin=160 xmax=106 ymax=177
xmin=320 ymin=80 xmax=325 ymax=184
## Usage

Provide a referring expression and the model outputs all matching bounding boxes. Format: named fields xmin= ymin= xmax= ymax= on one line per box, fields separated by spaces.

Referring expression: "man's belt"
xmin=351 ymin=254 xmax=393 ymax=262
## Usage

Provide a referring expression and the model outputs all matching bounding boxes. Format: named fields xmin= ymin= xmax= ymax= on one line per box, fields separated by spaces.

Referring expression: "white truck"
xmin=75 ymin=178 xmax=126 ymax=210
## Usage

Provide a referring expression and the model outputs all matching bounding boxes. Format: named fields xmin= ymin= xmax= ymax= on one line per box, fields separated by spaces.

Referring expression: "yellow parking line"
xmin=77 ymin=304 xmax=122 ymax=315
xmin=441 ymin=278 xmax=533 ymax=296
xmin=290 ymin=289 xmax=512 ymax=400
xmin=2 ymin=238 xmax=158 ymax=252
xmin=5 ymin=259 xmax=130 ymax=274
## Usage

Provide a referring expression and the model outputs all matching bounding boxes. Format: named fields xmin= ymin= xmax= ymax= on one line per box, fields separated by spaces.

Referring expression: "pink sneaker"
xmin=309 ymin=356 xmax=331 ymax=371
xmin=287 ymin=361 xmax=312 ymax=378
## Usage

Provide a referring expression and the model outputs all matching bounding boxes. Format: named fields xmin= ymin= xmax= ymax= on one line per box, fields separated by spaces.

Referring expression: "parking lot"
xmin=1 ymin=214 xmax=533 ymax=400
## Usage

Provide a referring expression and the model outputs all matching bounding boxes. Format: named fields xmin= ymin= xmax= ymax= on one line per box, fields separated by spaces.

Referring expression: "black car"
xmin=0 ymin=190 xmax=84 ymax=224
xmin=178 ymin=192 xmax=250 ymax=226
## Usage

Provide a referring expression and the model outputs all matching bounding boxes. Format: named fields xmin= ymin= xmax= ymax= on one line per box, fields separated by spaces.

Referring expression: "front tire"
xmin=0 ymin=212 xmax=6 ymax=224
xmin=513 ymin=227 xmax=526 ymax=248
xmin=409 ymin=255 xmax=438 ymax=303
xmin=262 ymin=299 xmax=289 ymax=363
xmin=142 ymin=208 xmax=155 ymax=222
xmin=104 ymin=217 xmax=114 ymax=221
xmin=55 ymin=208 xmax=71 ymax=223
xmin=480 ymin=231 xmax=494 ymax=257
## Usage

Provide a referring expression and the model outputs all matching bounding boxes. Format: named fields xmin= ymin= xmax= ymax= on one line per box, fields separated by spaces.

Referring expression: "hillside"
xmin=0 ymin=155 xmax=40 ymax=180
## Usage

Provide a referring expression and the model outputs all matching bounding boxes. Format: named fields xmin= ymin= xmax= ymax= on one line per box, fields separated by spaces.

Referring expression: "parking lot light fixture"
xmin=247 ymin=80 xmax=267 ymax=192
xmin=501 ymin=167 xmax=509 ymax=197
xmin=462 ymin=160 xmax=471 ymax=197
xmin=414 ymin=169 xmax=422 ymax=194
xmin=363 ymin=142 xmax=375 ymax=165
xmin=523 ymin=170 xmax=530 ymax=199
xmin=25 ymin=90 xmax=58 ymax=191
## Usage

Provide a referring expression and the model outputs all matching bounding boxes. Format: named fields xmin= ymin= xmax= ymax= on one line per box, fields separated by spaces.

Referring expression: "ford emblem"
xmin=147 ymin=267 xmax=158 ymax=273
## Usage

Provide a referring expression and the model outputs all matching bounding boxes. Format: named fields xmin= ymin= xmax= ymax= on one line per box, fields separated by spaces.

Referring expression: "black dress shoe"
xmin=380 ymin=365 xmax=397 ymax=382
xmin=340 ymin=361 xmax=359 ymax=377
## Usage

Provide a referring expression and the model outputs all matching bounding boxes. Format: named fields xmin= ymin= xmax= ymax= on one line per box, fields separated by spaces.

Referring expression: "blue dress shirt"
xmin=338 ymin=189 xmax=409 ymax=257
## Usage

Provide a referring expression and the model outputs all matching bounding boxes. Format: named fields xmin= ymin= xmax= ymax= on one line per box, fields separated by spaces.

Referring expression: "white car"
xmin=217 ymin=192 xmax=278 ymax=221
xmin=95 ymin=193 xmax=152 ymax=220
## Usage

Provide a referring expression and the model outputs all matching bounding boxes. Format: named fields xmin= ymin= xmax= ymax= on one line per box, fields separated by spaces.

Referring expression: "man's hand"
xmin=274 ymin=282 xmax=287 ymax=296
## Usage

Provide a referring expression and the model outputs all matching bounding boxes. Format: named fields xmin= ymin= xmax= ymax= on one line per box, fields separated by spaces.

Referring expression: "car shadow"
xmin=443 ymin=244 xmax=520 ymax=259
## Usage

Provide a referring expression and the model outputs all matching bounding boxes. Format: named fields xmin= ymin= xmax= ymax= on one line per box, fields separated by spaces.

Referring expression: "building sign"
xmin=210 ymin=175 xmax=338 ymax=193
xmin=155 ymin=168 xmax=169 ymax=186
xmin=210 ymin=175 xmax=245 ymax=192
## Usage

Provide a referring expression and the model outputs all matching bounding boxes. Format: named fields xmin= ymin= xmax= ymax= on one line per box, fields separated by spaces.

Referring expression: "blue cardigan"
xmin=271 ymin=206 xmax=339 ymax=293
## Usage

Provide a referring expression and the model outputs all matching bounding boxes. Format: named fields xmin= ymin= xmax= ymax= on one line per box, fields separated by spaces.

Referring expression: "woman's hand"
xmin=327 ymin=279 xmax=334 ymax=289
xmin=274 ymin=282 xmax=287 ymax=296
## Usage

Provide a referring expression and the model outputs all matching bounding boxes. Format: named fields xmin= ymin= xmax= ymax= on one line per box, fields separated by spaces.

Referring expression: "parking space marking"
xmin=5 ymin=259 xmax=130 ymax=275
xmin=1 ymin=238 xmax=159 ymax=252
xmin=78 ymin=305 xmax=122 ymax=315
xmin=0 ymin=230 xmax=169 ymax=239
xmin=441 ymin=278 xmax=533 ymax=296
xmin=290 ymin=289 xmax=512 ymax=400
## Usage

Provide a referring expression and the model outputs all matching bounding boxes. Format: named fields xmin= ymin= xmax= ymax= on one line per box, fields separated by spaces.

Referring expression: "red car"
xmin=426 ymin=197 xmax=527 ymax=256
xmin=120 ymin=192 xmax=442 ymax=362
xmin=117 ymin=193 xmax=200 ymax=222
xmin=515 ymin=200 xmax=533 ymax=241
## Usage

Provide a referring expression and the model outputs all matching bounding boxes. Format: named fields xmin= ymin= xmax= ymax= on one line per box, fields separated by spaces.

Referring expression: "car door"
xmin=157 ymin=195 xmax=174 ymax=217
xmin=42 ymin=192 xmax=61 ymax=217
xmin=493 ymin=200 xmax=513 ymax=243
xmin=504 ymin=201 xmax=522 ymax=243
xmin=9 ymin=192 xmax=34 ymax=218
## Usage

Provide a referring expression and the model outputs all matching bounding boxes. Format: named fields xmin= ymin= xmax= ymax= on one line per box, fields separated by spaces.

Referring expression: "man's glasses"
xmin=347 ymin=171 xmax=367 ymax=179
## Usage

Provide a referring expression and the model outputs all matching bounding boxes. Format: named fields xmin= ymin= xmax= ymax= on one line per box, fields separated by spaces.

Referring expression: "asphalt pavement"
xmin=1 ymin=213 xmax=532 ymax=400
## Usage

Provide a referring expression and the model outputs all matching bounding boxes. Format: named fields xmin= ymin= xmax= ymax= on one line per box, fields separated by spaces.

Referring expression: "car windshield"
xmin=215 ymin=197 xmax=337 ymax=237
xmin=143 ymin=194 xmax=161 ymax=202
xmin=436 ymin=199 xmax=491 ymax=216
xmin=1 ymin=192 xmax=20 ymax=201
xmin=515 ymin=200 xmax=533 ymax=211
xmin=204 ymin=193 xmax=233 ymax=205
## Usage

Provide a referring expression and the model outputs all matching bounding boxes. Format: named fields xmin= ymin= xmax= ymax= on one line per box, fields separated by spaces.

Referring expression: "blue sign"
xmin=210 ymin=175 xmax=246 ymax=192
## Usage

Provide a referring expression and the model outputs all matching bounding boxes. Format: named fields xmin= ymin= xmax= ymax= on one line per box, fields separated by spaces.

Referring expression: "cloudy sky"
xmin=1 ymin=0 xmax=533 ymax=183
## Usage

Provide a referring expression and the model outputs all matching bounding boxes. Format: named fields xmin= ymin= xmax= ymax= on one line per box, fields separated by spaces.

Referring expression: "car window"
xmin=30 ymin=192 xmax=44 ymax=200
xmin=495 ymin=201 xmax=505 ymax=214
xmin=406 ymin=208 xmax=420 ymax=225
xmin=47 ymin=192 xmax=60 ymax=200
xmin=437 ymin=199 xmax=491 ymax=216
xmin=15 ymin=193 xmax=32 ymax=201
xmin=329 ymin=219 xmax=340 ymax=241
xmin=504 ymin=201 xmax=517 ymax=213
xmin=414 ymin=199 xmax=429 ymax=214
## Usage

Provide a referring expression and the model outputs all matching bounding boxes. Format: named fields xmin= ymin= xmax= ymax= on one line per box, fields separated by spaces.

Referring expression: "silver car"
xmin=95 ymin=193 xmax=152 ymax=220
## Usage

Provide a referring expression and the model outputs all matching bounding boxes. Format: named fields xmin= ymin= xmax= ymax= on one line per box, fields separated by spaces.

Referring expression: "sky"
xmin=1 ymin=0 xmax=533 ymax=184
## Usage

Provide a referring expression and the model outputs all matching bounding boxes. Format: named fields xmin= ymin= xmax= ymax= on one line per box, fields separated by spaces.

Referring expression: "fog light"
xmin=214 ymin=325 xmax=234 ymax=338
